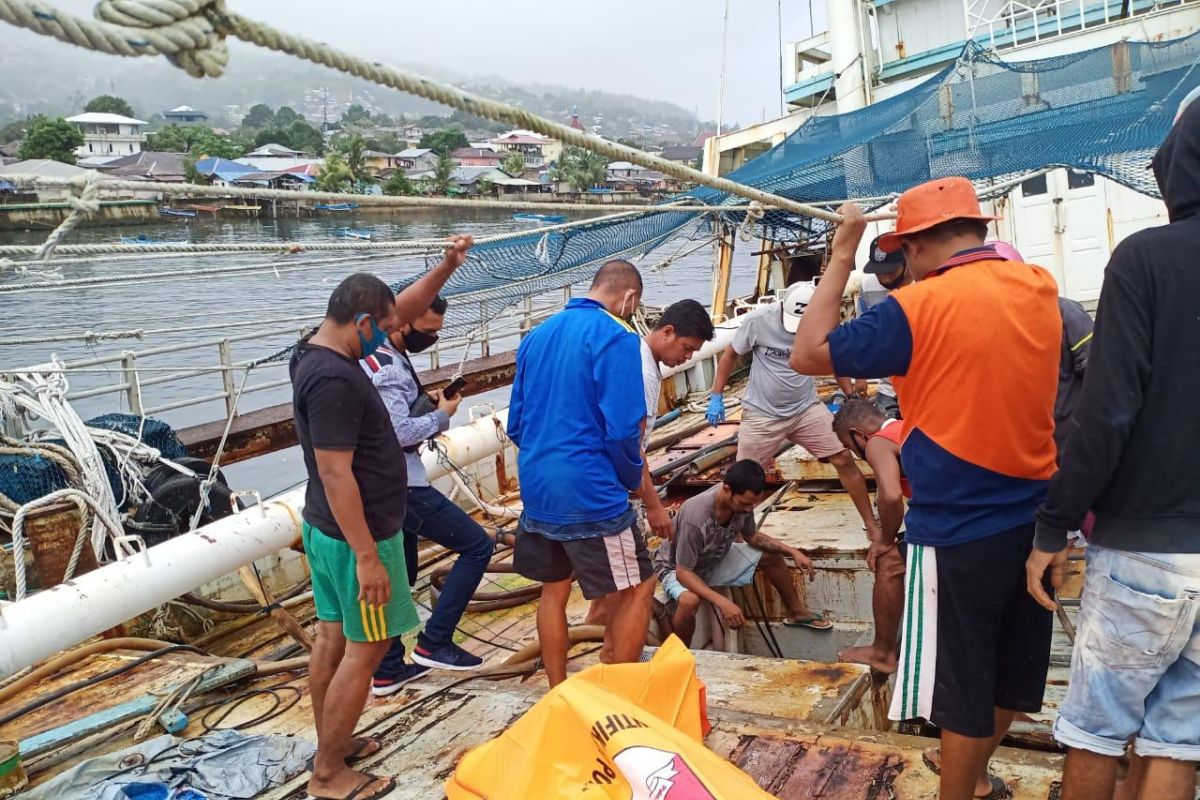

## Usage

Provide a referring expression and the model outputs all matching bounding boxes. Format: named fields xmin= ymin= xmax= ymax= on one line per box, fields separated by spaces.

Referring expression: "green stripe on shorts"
xmin=302 ymin=522 xmax=419 ymax=643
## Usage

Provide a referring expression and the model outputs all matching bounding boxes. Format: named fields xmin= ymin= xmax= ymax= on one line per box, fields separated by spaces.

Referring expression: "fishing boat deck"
xmin=10 ymin=402 xmax=1079 ymax=799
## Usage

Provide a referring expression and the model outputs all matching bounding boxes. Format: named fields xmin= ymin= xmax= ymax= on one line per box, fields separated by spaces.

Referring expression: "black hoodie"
xmin=1034 ymin=98 xmax=1200 ymax=553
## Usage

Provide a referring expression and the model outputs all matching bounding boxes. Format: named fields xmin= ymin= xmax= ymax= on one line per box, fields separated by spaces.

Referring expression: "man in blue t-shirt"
xmin=508 ymin=260 xmax=651 ymax=686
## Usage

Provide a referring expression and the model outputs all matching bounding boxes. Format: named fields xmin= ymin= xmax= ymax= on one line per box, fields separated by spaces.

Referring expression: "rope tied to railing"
xmin=736 ymin=202 xmax=766 ymax=243
xmin=35 ymin=172 xmax=102 ymax=261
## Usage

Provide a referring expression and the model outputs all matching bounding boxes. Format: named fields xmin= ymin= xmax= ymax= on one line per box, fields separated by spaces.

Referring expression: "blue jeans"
xmin=1055 ymin=545 xmax=1200 ymax=760
xmin=376 ymin=487 xmax=494 ymax=678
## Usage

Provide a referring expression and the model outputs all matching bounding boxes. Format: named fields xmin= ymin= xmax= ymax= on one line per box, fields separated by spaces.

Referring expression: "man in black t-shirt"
xmin=292 ymin=236 xmax=471 ymax=800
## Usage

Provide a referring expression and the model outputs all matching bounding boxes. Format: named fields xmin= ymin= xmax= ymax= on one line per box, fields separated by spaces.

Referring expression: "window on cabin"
xmin=1067 ymin=170 xmax=1095 ymax=190
xmin=1021 ymin=174 xmax=1048 ymax=197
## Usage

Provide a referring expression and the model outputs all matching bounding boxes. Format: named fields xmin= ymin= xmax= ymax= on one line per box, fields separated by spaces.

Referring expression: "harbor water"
xmin=0 ymin=210 xmax=763 ymax=496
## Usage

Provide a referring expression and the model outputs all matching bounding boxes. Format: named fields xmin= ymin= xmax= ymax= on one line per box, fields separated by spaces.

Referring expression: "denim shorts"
xmin=659 ymin=542 xmax=763 ymax=602
xmin=1055 ymin=545 xmax=1200 ymax=760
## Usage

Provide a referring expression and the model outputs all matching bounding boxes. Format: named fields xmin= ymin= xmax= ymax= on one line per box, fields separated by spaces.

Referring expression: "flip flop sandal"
xmin=305 ymin=736 xmax=383 ymax=771
xmin=782 ymin=612 xmax=833 ymax=630
xmin=309 ymin=773 xmax=397 ymax=800
xmin=922 ymin=750 xmax=1011 ymax=800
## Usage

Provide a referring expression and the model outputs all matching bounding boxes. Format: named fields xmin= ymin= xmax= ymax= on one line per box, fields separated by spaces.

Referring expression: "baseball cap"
xmin=877 ymin=177 xmax=995 ymax=253
xmin=863 ymin=234 xmax=905 ymax=274
xmin=781 ymin=281 xmax=815 ymax=333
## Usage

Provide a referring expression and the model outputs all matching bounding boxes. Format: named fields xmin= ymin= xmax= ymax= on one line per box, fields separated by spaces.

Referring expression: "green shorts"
xmin=302 ymin=522 xmax=419 ymax=643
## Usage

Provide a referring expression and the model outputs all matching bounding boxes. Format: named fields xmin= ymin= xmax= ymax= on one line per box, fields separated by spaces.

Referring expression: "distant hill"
xmin=0 ymin=38 xmax=709 ymax=144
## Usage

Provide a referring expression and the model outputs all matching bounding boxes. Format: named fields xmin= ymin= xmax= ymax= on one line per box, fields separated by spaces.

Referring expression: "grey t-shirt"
xmin=640 ymin=339 xmax=662 ymax=449
xmin=732 ymin=303 xmax=818 ymax=418
xmin=653 ymin=485 xmax=756 ymax=581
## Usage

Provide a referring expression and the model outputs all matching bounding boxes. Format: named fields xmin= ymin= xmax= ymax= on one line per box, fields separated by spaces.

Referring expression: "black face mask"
xmin=403 ymin=329 xmax=439 ymax=353
xmin=879 ymin=264 xmax=908 ymax=292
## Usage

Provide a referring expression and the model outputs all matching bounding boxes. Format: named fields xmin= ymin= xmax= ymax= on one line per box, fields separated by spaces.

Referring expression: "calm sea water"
xmin=0 ymin=210 xmax=761 ymax=495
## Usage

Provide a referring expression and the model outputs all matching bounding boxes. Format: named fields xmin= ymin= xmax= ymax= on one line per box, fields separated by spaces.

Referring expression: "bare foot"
xmin=308 ymin=765 xmax=394 ymax=800
xmin=838 ymin=644 xmax=898 ymax=674
xmin=922 ymin=748 xmax=998 ymax=799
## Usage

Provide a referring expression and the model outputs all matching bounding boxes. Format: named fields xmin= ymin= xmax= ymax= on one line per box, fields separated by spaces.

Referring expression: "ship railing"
xmin=21 ymin=289 xmax=573 ymax=423
xmin=963 ymin=0 xmax=1195 ymax=52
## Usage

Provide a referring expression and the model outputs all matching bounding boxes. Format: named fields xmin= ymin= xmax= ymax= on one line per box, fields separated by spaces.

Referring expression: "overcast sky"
xmin=32 ymin=0 xmax=828 ymax=126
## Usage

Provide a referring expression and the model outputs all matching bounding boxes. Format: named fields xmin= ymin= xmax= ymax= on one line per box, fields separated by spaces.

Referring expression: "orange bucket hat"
xmin=877 ymin=176 xmax=995 ymax=253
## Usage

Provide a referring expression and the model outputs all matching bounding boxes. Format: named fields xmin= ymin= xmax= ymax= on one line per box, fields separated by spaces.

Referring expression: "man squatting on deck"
xmin=793 ymin=180 xmax=1063 ymax=800
xmin=359 ymin=292 xmax=495 ymax=691
xmin=705 ymin=278 xmax=882 ymax=626
xmin=1024 ymin=92 xmax=1200 ymax=800
xmin=289 ymin=237 xmax=471 ymax=800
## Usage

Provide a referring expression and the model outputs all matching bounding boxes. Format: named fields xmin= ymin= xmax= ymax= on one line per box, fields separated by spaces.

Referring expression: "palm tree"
xmin=428 ymin=152 xmax=457 ymax=196
xmin=316 ymin=152 xmax=353 ymax=193
xmin=501 ymin=150 xmax=527 ymax=176
xmin=337 ymin=133 xmax=370 ymax=189
xmin=554 ymin=147 xmax=609 ymax=193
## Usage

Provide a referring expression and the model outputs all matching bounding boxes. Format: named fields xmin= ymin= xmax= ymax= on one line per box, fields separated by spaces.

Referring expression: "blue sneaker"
xmin=411 ymin=642 xmax=484 ymax=671
xmin=371 ymin=662 xmax=429 ymax=696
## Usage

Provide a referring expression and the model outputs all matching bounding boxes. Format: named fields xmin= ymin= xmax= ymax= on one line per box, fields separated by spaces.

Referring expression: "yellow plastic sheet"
xmin=446 ymin=636 xmax=775 ymax=799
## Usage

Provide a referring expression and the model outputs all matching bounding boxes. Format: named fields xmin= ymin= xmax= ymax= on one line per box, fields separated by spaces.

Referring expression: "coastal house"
xmin=0 ymin=159 xmax=114 ymax=201
xmin=192 ymin=156 xmax=259 ymax=188
xmin=605 ymin=161 xmax=666 ymax=192
xmin=408 ymin=165 xmax=513 ymax=194
xmin=396 ymin=147 xmax=438 ymax=174
xmin=245 ymin=143 xmax=306 ymax=159
xmin=92 ymin=150 xmax=188 ymax=182
xmin=362 ymin=150 xmax=403 ymax=173
xmin=490 ymin=130 xmax=563 ymax=170
xmin=231 ymin=170 xmax=313 ymax=190
xmin=659 ymin=145 xmax=702 ymax=166
xmin=451 ymin=147 xmax=501 ymax=167
xmin=66 ymin=112 xmax=148 ymax=159
xmin=162 ymin=105 xmax=209 ymax=125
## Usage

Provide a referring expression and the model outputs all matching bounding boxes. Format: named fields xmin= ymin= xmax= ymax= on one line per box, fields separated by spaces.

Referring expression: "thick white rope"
xmin=0 ymin=201 xmax=706 ymax=260
xmin=34 ymin=172 xmax=102 ymax=261
xmin=1 ymin=363 xmax=124 ymax=559
xmin=0 ymin=173 xmax=709 ymax=215
xmin=0 ymin=0 xmax=841 ymax=222
xmin=9 ymin=487 xmax=125 ymax=600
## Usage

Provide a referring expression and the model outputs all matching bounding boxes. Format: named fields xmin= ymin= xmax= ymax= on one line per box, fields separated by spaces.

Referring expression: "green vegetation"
xmin=241 ymin=103 xmax=276 ymax=129
xmin=336 ymin=132 xmax=371 ymax=187
xmin=382 ymin=170 xmax=417 ymax=196
xmin=425 ymin=152 xmax=457 ymax=195
xmin=552 ymin=146 xmax=609 ymax=192
xmin=84 ymin=95 xmax=135 ymax=118
xmin=17 ymin=116 xmax=83 ymax=164
xmin=315 ymin=152 xmax=352 ymax=192
xmin=419 ymin=126 xmax=469 ymax=156
xmin=501 ymin=150 xmax=527 ymax=176
xmin=146 ymin=124 xmax=250 ymax=159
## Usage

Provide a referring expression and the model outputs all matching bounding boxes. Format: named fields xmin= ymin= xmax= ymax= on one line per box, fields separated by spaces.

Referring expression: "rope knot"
xmin=737 ymin=202 xmax=766 ymax=243
xmin=93 ymin=0 xmax=230 ymax=78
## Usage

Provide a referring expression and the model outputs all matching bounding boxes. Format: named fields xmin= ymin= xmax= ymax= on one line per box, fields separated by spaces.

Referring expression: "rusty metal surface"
xmin=179 ymin=351 xmax=517 ymax=464
xmin=24 ymin=502 xmax=97 ymax=589
xmin=5 ymin=650 xmax=222 ymax=743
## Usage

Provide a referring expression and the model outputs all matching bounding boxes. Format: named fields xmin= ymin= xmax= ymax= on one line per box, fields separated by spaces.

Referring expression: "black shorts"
xmin=514 ymin=524 xmax=652 ymax=600
xmin=931 ymin=522 xmax=1054 ymax=737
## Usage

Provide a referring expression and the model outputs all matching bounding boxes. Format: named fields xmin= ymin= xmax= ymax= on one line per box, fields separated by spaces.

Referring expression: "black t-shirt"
xmin=290 ymin=338 xmax=407 ymax=541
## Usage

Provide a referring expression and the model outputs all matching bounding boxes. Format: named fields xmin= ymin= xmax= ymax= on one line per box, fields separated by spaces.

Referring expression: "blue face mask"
xmin=355 ymin=313 xmax=388 ymax=358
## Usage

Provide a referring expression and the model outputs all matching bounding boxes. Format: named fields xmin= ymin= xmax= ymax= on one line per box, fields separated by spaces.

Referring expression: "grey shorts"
xmin=514 ymin=524 xmax=653 ymax=600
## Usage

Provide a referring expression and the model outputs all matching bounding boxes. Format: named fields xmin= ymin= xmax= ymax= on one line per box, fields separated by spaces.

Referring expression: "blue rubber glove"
xmin=706 ymin=394 xmax=726 ymax=427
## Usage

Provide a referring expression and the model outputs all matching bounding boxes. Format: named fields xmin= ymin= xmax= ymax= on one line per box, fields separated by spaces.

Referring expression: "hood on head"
xmin=1152 ymin=91 xmax=1200 ymax=222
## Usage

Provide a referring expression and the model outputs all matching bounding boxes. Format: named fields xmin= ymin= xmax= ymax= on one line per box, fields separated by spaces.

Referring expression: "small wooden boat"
xmin=222 ymin=204 xmax=262 ymax=211
xmin=337 ymin=227 xmax=373 ymax=241
xmin=187 ymin=204 xmax=222 ymax=215
xmin=314 ymin=202 xmax=359 ymax=212
xmin=158 ymin=207 xmax=198 ymax=219
xmin=512 ymin=212 xmax=567 ymax=224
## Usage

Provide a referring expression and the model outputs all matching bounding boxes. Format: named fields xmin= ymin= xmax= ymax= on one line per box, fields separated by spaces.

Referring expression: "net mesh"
xmin=262 ymin=32 xmax=1198 ymax=350
xmin=0 ymin=414 xmax=186 ymax=508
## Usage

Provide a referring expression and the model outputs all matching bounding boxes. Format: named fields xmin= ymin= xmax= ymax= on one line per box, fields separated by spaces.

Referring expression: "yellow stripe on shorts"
xmin=360 ymin=601 xmax=379 ymax=641
xmin=375 ymin=604 xmax=388 ymax=640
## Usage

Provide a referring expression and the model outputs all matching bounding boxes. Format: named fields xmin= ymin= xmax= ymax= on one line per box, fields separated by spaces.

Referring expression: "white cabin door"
xmin=1011 ymin=171 xmax=1063 ymax=288
xmin=1059 ymin=169 xmax=1107 ymax=303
